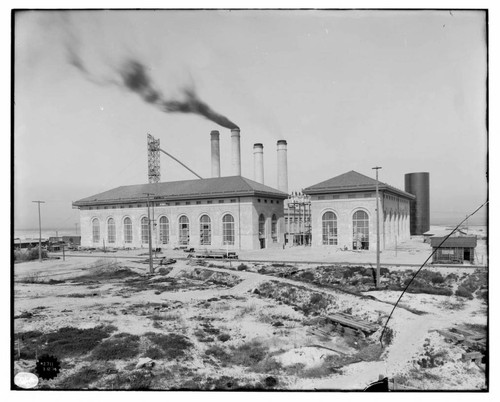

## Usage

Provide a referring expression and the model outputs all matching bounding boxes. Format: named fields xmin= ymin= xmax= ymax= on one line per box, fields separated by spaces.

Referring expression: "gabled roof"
xmin=430 ymin=236 xmax=477 ymax=248
xmin=303 ymin=170 xmax=415 ymax=199
xmin=73 ymin=176 xmax=288 ymax=207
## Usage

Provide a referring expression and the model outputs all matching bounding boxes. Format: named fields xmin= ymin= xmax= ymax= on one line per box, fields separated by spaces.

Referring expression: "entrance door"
xmin=260 ymin=238 xmax=266 ymax=249
xmin=464 ymin=249 xmax=471 ymax=262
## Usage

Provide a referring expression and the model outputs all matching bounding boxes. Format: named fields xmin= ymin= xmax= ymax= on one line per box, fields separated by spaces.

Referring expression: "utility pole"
xmin=144 ymin=193 xmax=154 ymax=274
xmin=32 ymin=200 xmax=45 ymax=262
xmin=372 ymin=167 xmax=382 ymax=287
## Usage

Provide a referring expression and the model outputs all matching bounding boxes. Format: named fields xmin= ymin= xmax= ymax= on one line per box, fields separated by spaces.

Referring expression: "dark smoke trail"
xmin=119 ymin=60 xmax=239 ymax=129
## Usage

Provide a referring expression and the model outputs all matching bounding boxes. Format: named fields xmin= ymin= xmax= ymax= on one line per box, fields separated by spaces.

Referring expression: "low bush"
xmin=230 ymin=340 xmax=268 ymax=367
xmin=217 ymin=333 xmax=231 ymax=342
xmin=15 ymin=325 xmax=117 ymax=360
xmin=205 ymin=345 xmax=231 ymax=362
xmin=112 ymin=370 xmax=153 ymax=390
xmin=14 ymin=248 xmax=48 ymax=262
xmin=143 ymin=347 xmax=164 ymax=360
xmin=58 ymin=366 xmax=101 ymax=389
xmin=91 ymin=333 xmax=141 ymax=360
xmin=455 ymin=286 xmax=474 ymax=300
xmin=145 ymin=332 xmax=193 ymax=359
xmin=237 ymin=263 xmax=248 ymax=271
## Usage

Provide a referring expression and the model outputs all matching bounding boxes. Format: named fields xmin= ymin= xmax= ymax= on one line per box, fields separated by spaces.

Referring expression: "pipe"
xmin=253 ymin=143 xmax=264 ymax=184
xmin=231 ymin=128 xmax=241 ymax=176
xmin=210 ymin=130 xmax=221 ymax=178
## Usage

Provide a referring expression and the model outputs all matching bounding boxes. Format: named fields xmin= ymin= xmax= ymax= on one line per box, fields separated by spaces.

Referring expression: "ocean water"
xmin=14 ymin=229 xmax=80 ymax=241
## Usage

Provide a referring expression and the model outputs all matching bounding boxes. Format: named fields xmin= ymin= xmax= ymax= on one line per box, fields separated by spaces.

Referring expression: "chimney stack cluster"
xmin=209 ymin=129 xmax=288 ymax=195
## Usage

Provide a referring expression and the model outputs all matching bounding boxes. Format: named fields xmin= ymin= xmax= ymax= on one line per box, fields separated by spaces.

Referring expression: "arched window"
xmin=159 ymin=216 xmax=169 ymax=244
xmin=258 ymin=214 xmax=265 ymax=239
xmin=179 ymin=215 xmax=190 ymax=245
xmin=124 ymin=217 xmax=133 ymax=243
xmin=92 ymin=218 xmax=100 ymax=243
xmin=353 ymin=210 xmax=369 ymax=250
xmin=200 ymin=215 xmax=211 ymax=245
xmin=322 ymin=211 xmax=337 ymax=245
xmin=107 ymin=218 xmax=116 ymax=244
xmin=271 ymin=214 xmax=278 ymax=243
xmin=222 ymin=214 xmax=235 ymax=245
xmin=141 ymin=217 xmax=149 ymax=244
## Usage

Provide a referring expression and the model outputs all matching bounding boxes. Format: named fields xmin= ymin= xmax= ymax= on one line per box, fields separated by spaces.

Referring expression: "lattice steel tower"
xmin=147 ymin=134 xmax=161 ymax=183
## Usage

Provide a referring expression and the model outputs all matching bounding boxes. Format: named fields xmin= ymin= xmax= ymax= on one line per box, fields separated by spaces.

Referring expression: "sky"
xmin=13 ymin=9 xmax=488 ymax=230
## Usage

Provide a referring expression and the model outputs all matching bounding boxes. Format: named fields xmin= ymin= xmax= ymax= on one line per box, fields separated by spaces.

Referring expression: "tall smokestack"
xmin=231 ymin=128 xmax=241 ymax=176
xmin=277 ymin=140 xmax=288 ymax=194
xmin=210 ymin=130 xmax=221 ymax=178
xmin=253 ymin=143 xmax=264 ymax=184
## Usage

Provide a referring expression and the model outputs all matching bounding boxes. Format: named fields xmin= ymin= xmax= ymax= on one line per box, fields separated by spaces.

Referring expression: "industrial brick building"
xmin=74 ymin=128 xmax=429 ymax=252
xmin=304 ymin=171 xmax=415 ymax=250
xmin=73 ymin=176 xmax=287 ymax=250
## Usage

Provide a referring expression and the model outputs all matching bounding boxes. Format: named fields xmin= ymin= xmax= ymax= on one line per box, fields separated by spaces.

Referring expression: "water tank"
xmin=405 ymin=172 xmax=430 ymax=235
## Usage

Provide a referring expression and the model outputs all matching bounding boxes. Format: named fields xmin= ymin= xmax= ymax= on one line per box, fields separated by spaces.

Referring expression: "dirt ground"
xmin=13 ymin=247 xmax=488 ymax=391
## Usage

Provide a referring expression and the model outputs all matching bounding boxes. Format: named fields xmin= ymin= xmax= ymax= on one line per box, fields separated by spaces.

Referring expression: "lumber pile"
xmin=434 ymin=326 xmax=486 ymax=349
xmin=326 ymin=312 xmax=379 ymax=335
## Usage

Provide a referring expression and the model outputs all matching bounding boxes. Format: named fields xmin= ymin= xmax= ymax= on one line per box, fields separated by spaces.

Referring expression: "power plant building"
xmin=73 ymin=176 xmax=287 ymax=250
xmin=304 ymin=171 xmax=415 ymax=250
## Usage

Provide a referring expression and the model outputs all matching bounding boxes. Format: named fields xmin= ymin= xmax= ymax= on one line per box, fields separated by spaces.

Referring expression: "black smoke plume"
xmin=68 ymin=45 xmax=238 ymax=129
xmin=119 ymin=60 xmax=238 ymax=129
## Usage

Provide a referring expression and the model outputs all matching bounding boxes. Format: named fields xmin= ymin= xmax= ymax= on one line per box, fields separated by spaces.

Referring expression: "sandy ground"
xmin=13 ymin=249 xmax=488 ymax=391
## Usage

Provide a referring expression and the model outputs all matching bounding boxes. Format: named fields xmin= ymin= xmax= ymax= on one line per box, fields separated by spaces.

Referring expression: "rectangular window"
xmin=196 ymin=201 xmax=201 ymax=205
xmin=257 ymin=199 xmax=261 ymax=203
xmin=207 ymin=200 xmax=213 ymax=204
xmin=318 ymin=196 xmax=324 ymax=200
xmin=230 ymin=199 xmax=236 ymax=203
xmin=264 ymin=199 xmax=268 ymax=203
xmin=219 ymin=200 xmax=224 ymax=204
xmin=348 ymin=194 xmax=357 ymax=199
xmin=175 ymin=202 xmax=180 ymax=206
xmin=186 ymin=202 xmax=191 ymax=205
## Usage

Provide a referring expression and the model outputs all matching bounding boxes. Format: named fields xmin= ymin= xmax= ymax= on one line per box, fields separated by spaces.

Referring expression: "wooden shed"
xmin=430 ymin=236 xmax=477 ymax=264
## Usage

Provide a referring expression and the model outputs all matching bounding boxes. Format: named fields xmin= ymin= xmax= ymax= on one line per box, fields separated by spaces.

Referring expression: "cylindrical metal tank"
xmin=405 ymin=172 xmax=430 ymax=235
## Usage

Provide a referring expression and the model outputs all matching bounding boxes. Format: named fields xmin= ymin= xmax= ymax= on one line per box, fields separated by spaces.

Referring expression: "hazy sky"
xmin=14 ymin=9 xmax=488 ymax=230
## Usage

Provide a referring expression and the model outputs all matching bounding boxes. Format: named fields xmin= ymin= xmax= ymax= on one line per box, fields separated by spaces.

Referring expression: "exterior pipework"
xmin=277 ymin=140 xmax=288 ymax=194
xmin=405 ymin=172 xmax=430 ymax=235
xmin=210 ymin=130 xmax=221 ymax=178
xmin=231 ymin=128 xmax=241 ymax=176
xmin=253 ymin=143 xmax=264 ymax=184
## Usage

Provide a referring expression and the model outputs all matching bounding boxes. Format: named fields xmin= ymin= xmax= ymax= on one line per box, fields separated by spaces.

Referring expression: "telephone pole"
xmin=32 ymin=200 xmax=45 ymax=262
xmin=372 ymin=167 xmax=382 ymax=287
xmin=144 ymin=193 xmax=154 ymax=274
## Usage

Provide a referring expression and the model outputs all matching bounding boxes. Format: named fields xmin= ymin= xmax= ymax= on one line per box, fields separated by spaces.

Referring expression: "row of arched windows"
xmin=91 ymin=214 xmax=235 ymax=246
xmin=321 ymin=210 xmax=370 ymax=250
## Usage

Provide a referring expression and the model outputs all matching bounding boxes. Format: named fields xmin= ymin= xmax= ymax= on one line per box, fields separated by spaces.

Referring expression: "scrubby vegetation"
xmin=14 ymin=248 xmax=48 ymax=262
xmin=91 ymin=333 xmax=141 ymax=360
xmin=15 ymin=325 xmax=117 ymax=360
xmin=144 ymin=332 xmax=193 ymax=359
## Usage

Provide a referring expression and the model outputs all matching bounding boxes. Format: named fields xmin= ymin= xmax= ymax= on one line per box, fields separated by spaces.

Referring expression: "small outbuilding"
xmin=430 ymin=236 xmax=477 ymax=264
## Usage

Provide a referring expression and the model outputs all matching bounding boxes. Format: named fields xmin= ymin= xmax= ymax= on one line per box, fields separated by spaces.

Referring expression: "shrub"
xmin=230 ymin=340 xmax=268 ymax=367
xmin=205 ymin=345 xmax=231 ymax=362
xmin=112 ymin=371 xmax=153 ymax=390
xmin=14 ymin=248 xmax=48 ymax=262
xmin=145 ymin=332 xmax=193 ymax=359
xmin=59 ymin=366 xmax=101 ymax=389
xmin=91 ymin=333 xmax=141 ymax=360
xmin=381 ymin=327 xmax=395 ymax=346
xmin=310 ymin=293 xmax=324 ymax=305
xmin=217 ymin=333 xmax=231 ymax=342
xmin=455 ymin=286 xmax=474 ymax=300
xmin=237 ymin=263 xmax=248 ymax=271
xmin=16 ymin=325 xmax=117 ymax=360
xmin=143 ymin=347 xmax=164 ymax=360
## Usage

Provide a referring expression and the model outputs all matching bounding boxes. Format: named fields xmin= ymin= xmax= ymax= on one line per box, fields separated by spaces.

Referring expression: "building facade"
xmin=73 ymin=176 xmax=287 ymax=250
xmin=304 ymin=171 xmax=415 ymax=251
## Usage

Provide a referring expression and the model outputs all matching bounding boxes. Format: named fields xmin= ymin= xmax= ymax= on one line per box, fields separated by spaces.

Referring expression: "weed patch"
xmin=15 ymin=325 xmax=116 ymax=360
xmin=145 ymin=332 xmax=193 ymax=359
xmin=91 ymin=333 xmax=141 ymax=361
xmin=58 ymin=366 xmax=101 ymax=389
